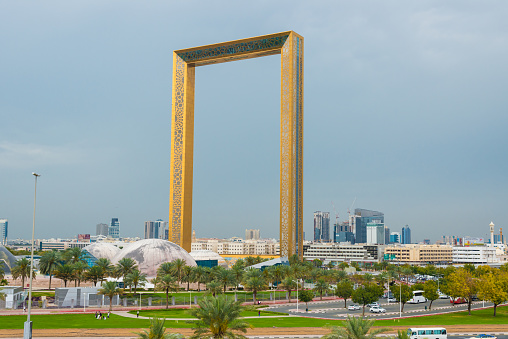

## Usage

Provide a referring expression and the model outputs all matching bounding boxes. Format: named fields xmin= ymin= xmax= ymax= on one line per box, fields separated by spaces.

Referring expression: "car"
xmin=469 ymin=335 xmax=497 ymax=339
xmin=438 ymin=292 xmax=448 ymax=299
xmin=367 ymin=302 xmax=380 ymax=308
xmin=348 ymin=304 xmax=360 ymax=311
xmin=387 ymin=297 xmax=397 ymax=302
xmin=369 ymin=306 xmax=386 ymax=313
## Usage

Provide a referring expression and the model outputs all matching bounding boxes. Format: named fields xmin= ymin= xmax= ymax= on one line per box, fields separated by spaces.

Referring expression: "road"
xmin=265 ymin=297 xmax=493 ymax=320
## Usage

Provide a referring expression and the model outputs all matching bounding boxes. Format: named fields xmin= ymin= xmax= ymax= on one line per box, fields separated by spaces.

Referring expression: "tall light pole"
xmin=24 ymin=172 xmax=40 ymax=339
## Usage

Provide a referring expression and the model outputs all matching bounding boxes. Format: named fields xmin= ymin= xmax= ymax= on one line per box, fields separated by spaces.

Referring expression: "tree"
xmin=216 ymin=268 xmax=235 ymax=293
xmin=389 ymin=283 xmax=412 ymax=312
xmin=181 ymin=265 xmax=195 ymax=291
xmin=54 ymin=264 xmax=75 ymax=287
xmin=172 ymin=258 xmax=187 ymax=285
xmin=313 ymin=278 xmax=329 ymax=300
xmin=125 ymin=269 xmax=147 ymax=295
xmin=11 ymin=258 xmax=36 ymax=288
xmin=72 ymin=261 xmax=88 ymax=287
xmin=205 ymin=280 xmax=223 ymax=297
xmin=243 ymin=275 xmax=268 ymax=304
xmin=312 ymin=258 xmax=323 ymax=268
xmin=334 ymin=279 xmax=354 ymax=308
xmin=96 ymin=258 xmax=114 ymax=283
xmin=154 ymin=274 xmax=178 ymax=309
xmin=323 ymin=315 xmax=389 ymax=339
xmin=422 ymin=280 xmax=439 ymax=310
xmin=477 ymin=271 xmax=508 ymax=316
xmin=64 ymin=247 xmax=85 ymax=264
xmin=351 ymin=283 xmax=384 ymax=316
xmin=38 ymin=250 xmax=61 ymax=289
xmin=98 ymin=281 xmax=123 ymax=311
xmin=189 ymin=295 xmax=251 ymax=339
xmin=136 ymin=317 xmax=182 ymax=339
xmin=86 ymin=265 xmax=103 ymax=286
xmin=446 ymin=267 xmax=478 ymax=315
xmin=299 ymin=289 xmax=314 ymax=311
xmin=116 ymin=257 xmax=138 ymax=282
xmin=193 ymin=266 xmax=207 ymax=291
xmin=281 ymin=276 xmax=297 ymax=303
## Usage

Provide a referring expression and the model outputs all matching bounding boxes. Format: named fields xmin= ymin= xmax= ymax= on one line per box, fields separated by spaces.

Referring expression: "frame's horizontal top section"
xmin=174 ymin=31 xmax=296 ymax=66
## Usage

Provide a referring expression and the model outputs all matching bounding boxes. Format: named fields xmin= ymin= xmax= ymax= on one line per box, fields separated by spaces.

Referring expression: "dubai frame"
xmin=169 ymin=31 xmax=303 ymax=259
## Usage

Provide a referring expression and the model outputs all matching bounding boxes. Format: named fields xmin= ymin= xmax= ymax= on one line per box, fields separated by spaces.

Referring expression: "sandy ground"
xmin=1 ymin=325 xmax=508 ymax=338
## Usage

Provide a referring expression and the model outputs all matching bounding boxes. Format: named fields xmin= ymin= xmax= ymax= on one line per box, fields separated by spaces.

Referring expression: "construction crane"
xmin=347 ymin=197 xmax=357 ymax=219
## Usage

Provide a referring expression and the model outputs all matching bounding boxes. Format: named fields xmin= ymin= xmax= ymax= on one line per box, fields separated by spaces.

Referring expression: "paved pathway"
xmin=113 ymin=310 xmax=290 ymax=320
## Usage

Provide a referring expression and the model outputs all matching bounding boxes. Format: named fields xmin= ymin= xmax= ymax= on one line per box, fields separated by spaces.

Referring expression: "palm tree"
xmin=192 ymin=266 xmax=207 ymax=291
xmin=154 ymin=274 xmax=178 ymax=309
xmin=64 ymin=247 xmax=85 ymax=264
xmin=323 ymin=315 xmax=389 ymax=339
xmin=281 ymin=276 xmax=297 ymax=302
xmin=38 ymin=250 xmax=61 ymax=289
xmin=116 ymin=257 xmax=138 ymax=282
xmin=189 ymin=295 xmax=251 ymax=339
xmin=243 ymin=275 xmax=268 ymax=304
xmin=136 ymin=317 xmax=182 ymax=339
xmin=73 ymin=261 xmax=89 ymax=287
xmin=98 ymin=281 xmax=123 ymax=311
xmin=157 ymin=262 xmax=174 ymax=276
xmin=96 ymin=258 xmax=114 ymax=283
xmin=54 ymin=264 xmax=74 ymax=287
xmin=205 ymin=281 xmax=223 ymax=297
xmin=11 ymin=258 xmax=36 ymax=288
xmin=313 ymin=278 xmax=330 ymax=300
xmin=181 ymin=265 xmax=194 ymax=291
xmin=86 ymin=265 xmax=103 ymax=286
xmin=125 ymin=269 xmax=147 ymax=295
xmin=216 ymin=268 xmax=234 ymax=293
xmin=172 ymin=258 xmax=186 ymax=285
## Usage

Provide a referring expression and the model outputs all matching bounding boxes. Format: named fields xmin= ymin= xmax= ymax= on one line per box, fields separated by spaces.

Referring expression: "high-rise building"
xmin=390 ymin=232 xmax=400 ymax=243
xmin=96 ymin=223 xmax=109 ymax=236
xmin=109 ymin=218 xmax=120 ymax=239
xmin=384 ymin=226 xmax=391 ymax=244
xmin=0 ymin=219 xmax=7 ymax=245
xmin=145 ymin=219 xmax=168 ymax=239
xmin=313 ymin=211 xmax=330 ymax=242
xmin=353 ymin=209 xmax=384 ymax=244
xmin=366 ymin=222 xmax=385 ymax=245
xmin=401 ymin=225 xmax=411 ymax=244
xmin=245 ymin=229 xmax=260 ymax=240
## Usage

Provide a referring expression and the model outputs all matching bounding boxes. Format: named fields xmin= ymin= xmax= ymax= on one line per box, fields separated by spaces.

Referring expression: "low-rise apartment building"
xmin=303 ymin=243 xmax=377 ymax=263
xmin=452 ymin=246 xmax=497 ymax=264
xmin=384 ymin=244 xmax=452 ymax=265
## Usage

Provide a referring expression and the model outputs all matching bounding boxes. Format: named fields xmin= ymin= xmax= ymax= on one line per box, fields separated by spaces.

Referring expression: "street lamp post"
xmin=24 ymin=172 xmax=40 ymax=339
xmin=296 ymin=279 xmax=299 ymax=313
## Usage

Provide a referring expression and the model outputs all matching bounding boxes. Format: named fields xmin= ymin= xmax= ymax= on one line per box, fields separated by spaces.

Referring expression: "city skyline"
xmin=1 ymin=1 xmax=507 ymax=243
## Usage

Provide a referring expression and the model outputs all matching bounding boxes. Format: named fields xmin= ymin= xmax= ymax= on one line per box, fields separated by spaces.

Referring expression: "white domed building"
xmin=189 ymin=250 xmax=228 ymax=268
xmin=83 ymin=242 xmax=120 ymax=261
xmin=112 ymin=239 xmax=196 ymax=277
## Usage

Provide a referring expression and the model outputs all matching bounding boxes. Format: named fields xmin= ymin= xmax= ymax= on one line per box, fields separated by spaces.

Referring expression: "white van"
xmin=407 ymin=290 xmax=427 ymax=304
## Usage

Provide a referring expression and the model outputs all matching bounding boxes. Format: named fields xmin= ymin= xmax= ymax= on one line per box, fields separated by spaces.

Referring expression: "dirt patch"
xmin=1 ymin=325 xmax=507 ymax=337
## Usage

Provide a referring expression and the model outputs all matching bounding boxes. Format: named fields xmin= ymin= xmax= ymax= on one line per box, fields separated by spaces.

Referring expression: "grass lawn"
xmin=127 ymin=308 xmax=287 ymax=318
xmin=1 ymin=306 xmax=506 ymax=330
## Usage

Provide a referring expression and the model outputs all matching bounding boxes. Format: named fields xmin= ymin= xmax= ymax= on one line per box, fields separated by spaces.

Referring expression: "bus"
xmin=407 ymin=328 xmax=447 ymax=339
xmin=407 ymin=290 xmax=427 ymax=304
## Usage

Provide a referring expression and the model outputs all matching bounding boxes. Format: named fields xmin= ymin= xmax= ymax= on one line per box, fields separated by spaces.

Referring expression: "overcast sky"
xmin=1 ymin=1 xmax=507 ymax=243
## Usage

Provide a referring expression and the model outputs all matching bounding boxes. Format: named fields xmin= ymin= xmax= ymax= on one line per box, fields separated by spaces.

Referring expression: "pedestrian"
xmin=258 ymin=310 xmax=261 ymax=317
xmin=108 ymin=311 xmax=110 ymax=318
xmin=137 ymin=310 xmax=139 ymax=318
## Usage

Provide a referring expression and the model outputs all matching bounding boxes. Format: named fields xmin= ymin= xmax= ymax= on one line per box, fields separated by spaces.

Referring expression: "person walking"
xmin=136 ymin=310 xmax=139 ymax=318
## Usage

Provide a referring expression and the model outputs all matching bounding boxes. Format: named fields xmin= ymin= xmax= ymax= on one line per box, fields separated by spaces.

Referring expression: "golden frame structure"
xmin=169 ymin=31 xmax=303 ymax=258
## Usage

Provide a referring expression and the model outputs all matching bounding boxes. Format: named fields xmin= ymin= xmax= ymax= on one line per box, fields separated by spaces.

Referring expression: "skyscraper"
xmin=366 ymin=222 xmax=385 ymax=245
xmin=401 ymin=225 xmax=411 ymax=244
xmin=145 ymin=220 xmax=168 ymax=239
xmin=109 ymin=218 xmax=120 ymax=239
xmin=96 ymin=223 xmax=109 ymax=236
xmin=0 ymin=219 xmax=7 ymax=245
xmin=313 ymin=211 xmax=330 ymax=242
xmin=353 ymin=209 xmax=384 ymax=244
xmin=245 ymin=229 xmax=260 ymax=240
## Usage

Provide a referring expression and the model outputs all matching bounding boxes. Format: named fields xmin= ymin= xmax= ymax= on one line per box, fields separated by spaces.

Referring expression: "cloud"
xmin=0 ymin=142 xmax=83 ymax=169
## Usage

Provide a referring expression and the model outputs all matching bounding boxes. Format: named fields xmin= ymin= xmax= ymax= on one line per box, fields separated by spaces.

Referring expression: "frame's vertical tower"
xmin=169 ymin=31 xmax=303 ymax=259
xmin=280 ymin=32 xmax=304 ymax=259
